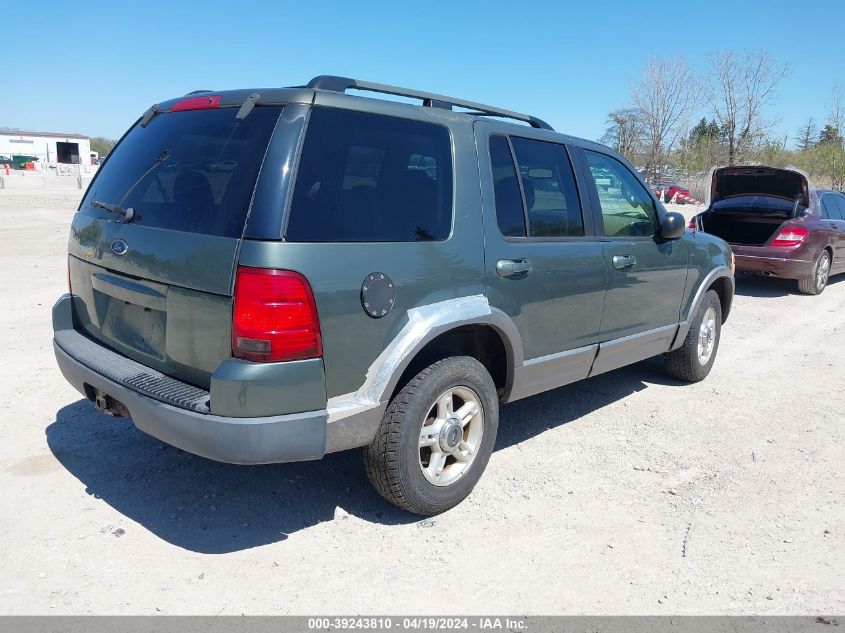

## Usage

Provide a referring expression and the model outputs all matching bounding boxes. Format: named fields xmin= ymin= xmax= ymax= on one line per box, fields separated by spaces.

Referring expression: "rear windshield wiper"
xmin=91 ymin=200 xmax=135 ymax=223
xmin=93 ymin=147 xmax=170 ymax=223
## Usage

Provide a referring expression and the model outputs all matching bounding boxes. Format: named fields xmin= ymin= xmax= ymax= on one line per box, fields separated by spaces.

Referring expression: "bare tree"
xmin=628 ymin=56 xmax=699 ymax=183
xmin=705 ymin=49 xmax=789 ymax=165
xmin=827 ymin=85 xmax=843 ymax=135
xmin=600 ymin=108 xmax=644 ymax=164
xmin=797 ymin=117 xmax=818 ymax=151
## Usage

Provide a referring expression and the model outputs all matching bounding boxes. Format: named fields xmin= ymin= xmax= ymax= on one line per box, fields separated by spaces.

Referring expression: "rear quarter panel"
xmin=238 ymin=107 xmax=485 ymax=401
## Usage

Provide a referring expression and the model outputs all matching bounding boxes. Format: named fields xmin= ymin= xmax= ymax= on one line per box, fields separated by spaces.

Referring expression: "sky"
xmin=2 ymin=0 xmax=843 ymax=148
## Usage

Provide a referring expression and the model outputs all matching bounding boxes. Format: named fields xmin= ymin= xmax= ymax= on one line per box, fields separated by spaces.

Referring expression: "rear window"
xmin=80 ymin=106 xmax=282 ymax=238
xmin=712 ymin=195 xmax=795 ymax=214
xmin=286 ymin=107 xmax=453 ymax=242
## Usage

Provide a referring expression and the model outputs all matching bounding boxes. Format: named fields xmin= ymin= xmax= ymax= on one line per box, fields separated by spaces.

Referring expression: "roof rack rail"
xmin=305 ymin=75 xmax=553 ymax=131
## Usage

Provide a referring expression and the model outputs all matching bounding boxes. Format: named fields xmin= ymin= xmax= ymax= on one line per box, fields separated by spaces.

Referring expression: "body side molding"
xmin=590 ymin=324 xmax=678 ymax=377
xmin=507 ymin=344 xmax=598 ymax=402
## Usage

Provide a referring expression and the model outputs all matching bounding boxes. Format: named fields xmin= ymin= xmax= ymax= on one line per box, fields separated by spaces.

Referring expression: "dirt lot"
xmin=0 ymin=179 xmax=842 ymax=615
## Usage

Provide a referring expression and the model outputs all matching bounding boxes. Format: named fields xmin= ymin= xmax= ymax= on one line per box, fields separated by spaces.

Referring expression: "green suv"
xmin=53 ymin=76 xmax=734 ymax=515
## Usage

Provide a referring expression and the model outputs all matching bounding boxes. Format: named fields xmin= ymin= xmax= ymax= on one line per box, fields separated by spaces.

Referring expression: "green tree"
xmin=818 ymin=124 xmax=843 ymax=146
xmin=90 ymin=136 xmax=117 ymax=157
xmin=678 ymin=118 xmax=723 ymax=175
xmin=707 ymin=119 xmax=721 ymax=139
xmin=689 ymin=118 xmax=709 ymax=143
xmin=688 ymin=118 xmax=721 ymax=144
xmin=757 ymin=136 xmax=790 ymax=167
xmin=814 ymin=127 xmax=845 ymax=189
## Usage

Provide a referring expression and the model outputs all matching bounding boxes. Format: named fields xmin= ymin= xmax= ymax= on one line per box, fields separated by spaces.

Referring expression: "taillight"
xmin=688 ymin=217 xmax=697 ymax=230
xmin=232 ymin=267 xmax=322 ymax=363
xmin=770 ymin=226 xmax=809 ymax=247
xmin=171 ymin=95 xmax=220 ymax=112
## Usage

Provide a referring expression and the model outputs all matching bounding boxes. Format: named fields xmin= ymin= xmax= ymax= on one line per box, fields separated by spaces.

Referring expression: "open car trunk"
xmin=698 ymin=196 xmax=795 ymax=246
xmin=699 ymin=166 xmax=809 ymax=246
xmin=68 ymin=104 xmax=283 ymax=388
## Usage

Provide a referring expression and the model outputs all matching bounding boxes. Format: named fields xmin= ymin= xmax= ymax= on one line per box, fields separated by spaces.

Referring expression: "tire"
xmin=364 ymin=356 xmax=499 ymax=515
xmin=797 ymin=250 xmax=830 ymax=295
xmin=664 ymin=289 xmax=722 ymax=383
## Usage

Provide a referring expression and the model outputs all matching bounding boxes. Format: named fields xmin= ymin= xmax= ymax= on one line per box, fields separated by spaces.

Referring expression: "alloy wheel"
xmin=816 ymin=252 xmax=830 ymax=291
xmin=697 ymin=306 xmax=718 ymax=366
xmin=418 ymin=386 xmax=484 ymax=487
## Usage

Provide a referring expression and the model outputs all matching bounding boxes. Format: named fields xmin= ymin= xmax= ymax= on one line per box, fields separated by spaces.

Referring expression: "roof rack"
xmin=305 ymin=75 xmax=553 ymax=131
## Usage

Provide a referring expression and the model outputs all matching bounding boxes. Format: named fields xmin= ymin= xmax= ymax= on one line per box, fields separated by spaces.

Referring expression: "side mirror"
xmin=660 ymin=211 xmax=686 ymax=240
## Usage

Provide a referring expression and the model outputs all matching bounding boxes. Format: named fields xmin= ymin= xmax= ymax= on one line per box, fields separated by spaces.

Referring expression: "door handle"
xmin=612 ymin=254 xmax=637 ymax=270
xmin=496 ymin=259 xmax=532 ymax=278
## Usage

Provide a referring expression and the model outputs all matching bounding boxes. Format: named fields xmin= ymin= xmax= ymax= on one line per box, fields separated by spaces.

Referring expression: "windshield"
xmin=80 ymin=106 xmax=282 ymax=238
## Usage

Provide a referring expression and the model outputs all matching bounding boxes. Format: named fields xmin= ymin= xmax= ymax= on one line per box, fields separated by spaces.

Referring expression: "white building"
xmin=0 ymin=130 xmax=93 ymax=167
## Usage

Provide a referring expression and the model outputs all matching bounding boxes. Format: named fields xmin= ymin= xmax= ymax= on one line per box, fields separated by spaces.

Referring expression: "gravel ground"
xmin=0 ymin=182 xmax=842 ymax=615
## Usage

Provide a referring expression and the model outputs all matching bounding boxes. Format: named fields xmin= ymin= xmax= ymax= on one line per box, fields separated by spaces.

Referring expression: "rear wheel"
xmin=664 ymin=289 xmax=722 ymax=383
xmin=798 ymin=250 xmax=830 ymax=295
xmin=364 ymin=356 xmax=498 ymax=515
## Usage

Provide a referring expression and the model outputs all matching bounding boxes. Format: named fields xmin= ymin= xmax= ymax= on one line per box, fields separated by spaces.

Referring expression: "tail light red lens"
xmin=232 ymin=267 xmax=322 ymax=363
xmin=771 ymin=226 xmax=809 ymax=247
xmin=688 ymin=217 xmax=697 ymax=229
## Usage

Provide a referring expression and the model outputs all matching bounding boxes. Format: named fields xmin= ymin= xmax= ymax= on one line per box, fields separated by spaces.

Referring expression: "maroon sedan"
xmin=690 ymin=166 xmax=845 ymax=294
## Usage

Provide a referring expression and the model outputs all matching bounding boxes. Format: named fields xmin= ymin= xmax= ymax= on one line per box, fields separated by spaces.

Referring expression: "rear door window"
xmin=286 ymin=107 xmax=453 ymax=242
xmin=487 ymin=135 xmax=584 ymax=239
xmin=80 ymin=106 xmax=283 ymax=238
xmin=510 ymin=137 xmax=584 ymax=238
xmin=584 ymin=151 xmax=658 ymax=237
xmin=489 ymin=135 xmax=526 ymax=237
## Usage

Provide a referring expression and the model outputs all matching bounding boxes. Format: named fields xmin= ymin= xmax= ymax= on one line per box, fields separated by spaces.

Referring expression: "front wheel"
xmin=364 ymin=356 xmax=499 ymax=515
xmin=664 ymin=289 xmax=722 ymax=382
xmin=798 ymin=250 xmax=830 ymax=295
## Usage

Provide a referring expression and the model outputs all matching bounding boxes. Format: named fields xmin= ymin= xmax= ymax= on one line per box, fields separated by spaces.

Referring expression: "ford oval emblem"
xmin=111 ymin=239 xmax=129 ymax=256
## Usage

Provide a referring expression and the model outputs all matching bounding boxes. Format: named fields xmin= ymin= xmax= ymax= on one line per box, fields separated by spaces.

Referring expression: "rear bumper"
xmin=733 ymin=250 xmax=813 ymax=279
xmin=53 ymin=296 xmax=326 ymax=465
